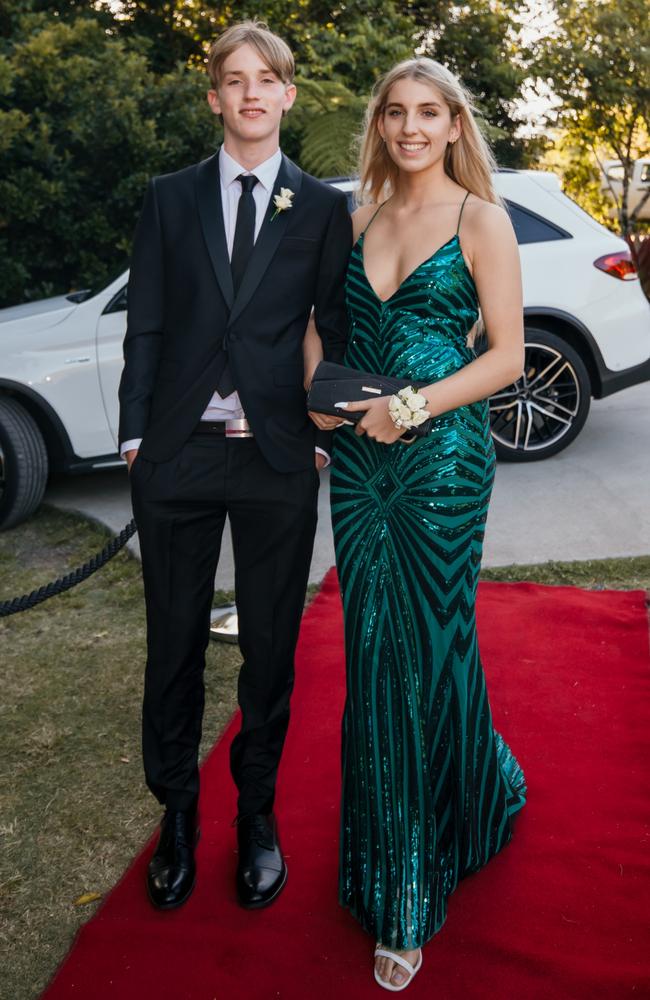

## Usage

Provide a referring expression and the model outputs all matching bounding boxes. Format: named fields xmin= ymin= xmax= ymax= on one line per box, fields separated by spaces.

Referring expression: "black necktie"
xmin=216 ymin=173 xmax=259 ymax=398
xmin=230 ymin=173 xmax=258 ymax=295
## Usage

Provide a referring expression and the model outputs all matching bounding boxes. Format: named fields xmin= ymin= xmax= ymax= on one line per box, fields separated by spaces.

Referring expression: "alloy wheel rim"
xmin=489 ymin=342 xmax=581 ymax=452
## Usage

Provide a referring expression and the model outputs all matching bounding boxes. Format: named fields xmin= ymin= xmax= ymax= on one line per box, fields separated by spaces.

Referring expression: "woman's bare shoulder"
xmin=460 ymin=196 xmax=517 ymax=268
xmin=463 ymin=196 xmax=514 ymax=239
xmin=351 ymin=203 xmax=380 ymax=242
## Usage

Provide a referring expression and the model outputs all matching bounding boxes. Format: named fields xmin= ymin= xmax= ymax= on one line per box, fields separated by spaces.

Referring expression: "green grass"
xmin=0 ymin=506 xmax=647 ymax=1000
xmin=481 ymin=555 xmax=650 ymax=591
xmin=0 ymin=507 xmax=243 ymax=1000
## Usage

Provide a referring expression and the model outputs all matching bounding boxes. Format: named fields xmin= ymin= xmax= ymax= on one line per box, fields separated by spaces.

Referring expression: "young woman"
xmin=308 ymin=56 xmax=527 ymax=990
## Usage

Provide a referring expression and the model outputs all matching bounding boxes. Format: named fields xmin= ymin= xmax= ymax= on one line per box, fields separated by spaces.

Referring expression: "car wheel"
xmin=0 ymin=397 xmax=49 ymax=530
xmin=489 ymin=328 xmax=591 ymax=462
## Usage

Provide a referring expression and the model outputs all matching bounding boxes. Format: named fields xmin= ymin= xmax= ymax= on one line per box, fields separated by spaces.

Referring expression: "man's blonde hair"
xmin=207 ymin=20 xmax=295 ymax=89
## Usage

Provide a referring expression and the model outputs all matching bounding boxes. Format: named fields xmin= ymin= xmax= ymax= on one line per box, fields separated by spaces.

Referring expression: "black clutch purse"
xmin=306 ymin=361 xmax=434 ymax=441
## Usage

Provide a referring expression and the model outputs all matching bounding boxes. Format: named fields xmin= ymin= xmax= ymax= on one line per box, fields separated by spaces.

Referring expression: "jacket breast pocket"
xmin=280 ymin=236 xmax=320 ymax=254
xmin=273 ymin=364 xmax=304 ymax=387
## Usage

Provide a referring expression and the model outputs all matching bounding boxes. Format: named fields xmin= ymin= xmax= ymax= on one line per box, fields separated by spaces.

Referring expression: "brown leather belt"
xmin=194 ymin=418 xmax=254 ymax=439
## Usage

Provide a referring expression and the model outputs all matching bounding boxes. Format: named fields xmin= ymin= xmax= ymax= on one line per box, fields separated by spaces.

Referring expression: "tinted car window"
xmin=103 ymin=285 xmax=128 ymax=314
xmin=505 ymin=201 xmax=571 ymax=244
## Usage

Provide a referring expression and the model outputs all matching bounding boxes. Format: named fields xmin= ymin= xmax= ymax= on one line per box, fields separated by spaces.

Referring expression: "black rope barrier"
xmin=0 ymin=519 xmax=138 ymax=618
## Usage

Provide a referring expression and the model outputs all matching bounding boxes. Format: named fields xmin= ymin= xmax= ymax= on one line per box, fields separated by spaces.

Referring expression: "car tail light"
xmin=593 ymin=251 xmax=638 ymax=280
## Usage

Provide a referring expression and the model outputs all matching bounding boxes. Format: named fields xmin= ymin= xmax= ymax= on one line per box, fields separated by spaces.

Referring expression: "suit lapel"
xmin=196 ymin=151 xmax=234 ymax=310
xmin=227 ymin=154 xmax=303 ymax=328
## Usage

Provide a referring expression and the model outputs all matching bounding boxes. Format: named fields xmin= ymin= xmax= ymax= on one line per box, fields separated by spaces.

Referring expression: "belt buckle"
xmin=225 ymin=418 xmax=253 ymax=439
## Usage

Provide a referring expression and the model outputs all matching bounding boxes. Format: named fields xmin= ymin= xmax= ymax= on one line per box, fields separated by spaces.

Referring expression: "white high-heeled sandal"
xmin=374 ymin=946 xmax=423 ymax=991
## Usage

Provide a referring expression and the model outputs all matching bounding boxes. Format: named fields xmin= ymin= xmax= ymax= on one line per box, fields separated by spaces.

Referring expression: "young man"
xmin=118 ymin=20 xmax=351 ymax=910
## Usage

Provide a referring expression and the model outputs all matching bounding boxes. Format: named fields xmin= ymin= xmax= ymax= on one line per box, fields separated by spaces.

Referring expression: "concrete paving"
xmin=45 ymin=383 xmax=650 ymax=588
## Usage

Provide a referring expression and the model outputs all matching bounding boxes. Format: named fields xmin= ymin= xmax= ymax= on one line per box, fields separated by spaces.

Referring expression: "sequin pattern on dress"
xmin=331 ymin=213 xmax=527 ymax=951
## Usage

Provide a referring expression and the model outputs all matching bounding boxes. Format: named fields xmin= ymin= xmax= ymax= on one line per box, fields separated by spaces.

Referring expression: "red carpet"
xmin=41 ymin=571 xmax=650 ymax=999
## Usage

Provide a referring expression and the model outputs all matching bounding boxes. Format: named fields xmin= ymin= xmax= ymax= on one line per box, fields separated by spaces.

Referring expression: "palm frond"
xmin=300 ymin=107 xmax=362 ymax=177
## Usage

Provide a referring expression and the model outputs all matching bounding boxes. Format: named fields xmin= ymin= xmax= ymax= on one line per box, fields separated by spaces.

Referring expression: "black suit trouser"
xmin=130 ymin=432 xmax=319 ymax=816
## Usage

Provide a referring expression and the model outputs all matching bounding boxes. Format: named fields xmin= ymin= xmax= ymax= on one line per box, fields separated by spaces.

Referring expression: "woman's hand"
xmin=337 ymin=397 xmax=405 ymax=444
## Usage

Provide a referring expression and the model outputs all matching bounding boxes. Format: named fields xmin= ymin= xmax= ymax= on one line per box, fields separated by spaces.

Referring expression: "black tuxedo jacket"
xmin=118 ymin=150 xmax=352 ymax=471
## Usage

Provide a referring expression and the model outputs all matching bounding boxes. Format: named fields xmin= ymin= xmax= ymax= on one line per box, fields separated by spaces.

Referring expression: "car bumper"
xmin=598 ymin=355 xmax=650 ymax=397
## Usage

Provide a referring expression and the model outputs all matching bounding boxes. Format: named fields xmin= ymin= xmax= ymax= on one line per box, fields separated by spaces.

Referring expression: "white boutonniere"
xmin=271 ymin=187 xmax=294 ymax=220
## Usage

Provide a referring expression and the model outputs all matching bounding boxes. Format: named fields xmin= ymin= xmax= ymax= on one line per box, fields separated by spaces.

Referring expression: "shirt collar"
xmin=219 ymin=146 xmax=282 ymax=193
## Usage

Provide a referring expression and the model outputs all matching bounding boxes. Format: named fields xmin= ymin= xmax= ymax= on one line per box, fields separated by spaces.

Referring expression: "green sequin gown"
xmin=330 ymin=200 xmax=527 ymax=951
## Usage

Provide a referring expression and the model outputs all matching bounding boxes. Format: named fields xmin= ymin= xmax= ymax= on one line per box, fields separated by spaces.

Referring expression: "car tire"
xmin=0 ymin=397 xmax=49 ymax=530
xmin=489 ymin=327 xmax=591 ymax=462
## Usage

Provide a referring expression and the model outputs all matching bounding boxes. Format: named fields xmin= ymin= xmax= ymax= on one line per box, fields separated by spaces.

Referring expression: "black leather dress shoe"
xmin=236 ymin=812 xmax=287 ymax=909
xmin=146 ymin=808 xmax=200 ymax=910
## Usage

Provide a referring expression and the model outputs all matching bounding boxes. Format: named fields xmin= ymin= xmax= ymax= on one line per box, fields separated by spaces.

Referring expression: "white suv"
xmin=0 ymin=170 xmax=648 ymax=529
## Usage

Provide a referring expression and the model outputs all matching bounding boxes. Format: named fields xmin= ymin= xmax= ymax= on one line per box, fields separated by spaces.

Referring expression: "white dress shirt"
xmin=199 ymin=146 xmax=281 ymax=422
xmin=121 ymin=145 xmax=328 ymax=465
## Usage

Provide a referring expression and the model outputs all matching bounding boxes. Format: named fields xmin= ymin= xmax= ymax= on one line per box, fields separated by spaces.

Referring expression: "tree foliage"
xmin=0 ymin=16 xmax=219 ymax=305
xmin=102 ymin=0 xmax=532 ymax=169
xmin=533 ymin=0 xmax=650 ymax=237
xmin=410 ymin=0 xmax=532 ymax=167
xmin=1 ymin=1 xmax=537 ymax=305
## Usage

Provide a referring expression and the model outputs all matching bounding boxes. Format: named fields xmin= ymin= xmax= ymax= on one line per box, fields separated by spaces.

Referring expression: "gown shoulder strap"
xmin=361 ymin=201 xmax=387 ymax=237
xmin=456 ymin=191 xmax=470 ymax=235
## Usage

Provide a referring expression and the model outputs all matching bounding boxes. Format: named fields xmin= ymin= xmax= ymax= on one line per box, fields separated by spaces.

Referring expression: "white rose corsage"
xmin=388 ymin=385 xmax=431 ymax=429
xmin=271 ymin=187 xmax=294 ymax=220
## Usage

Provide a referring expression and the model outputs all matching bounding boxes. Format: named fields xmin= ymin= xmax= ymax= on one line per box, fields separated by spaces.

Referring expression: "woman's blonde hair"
xmin=358 ymin=57 xmax=500 ymax=206
xmin=207 ymin=20 xmax=295 ymax=89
